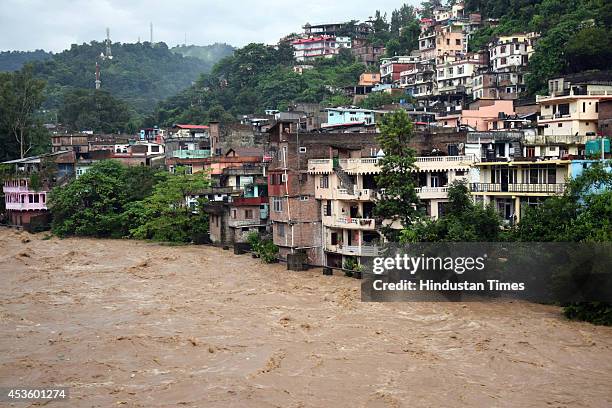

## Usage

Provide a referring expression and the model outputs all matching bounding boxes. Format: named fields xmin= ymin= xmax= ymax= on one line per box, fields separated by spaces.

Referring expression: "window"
xmin=281 ymin=173 xmax=287 ymax=182
xmin=299 ymin=146 xmax=307 ymax=153
xmin=232 ymin=209 xmax=237 ymax=219
xmin=273 ymin=197 xmax=283 ymax=212
xmin=151 ymin=145 xmax=160 ymax=152
xmin=320 ymin=175 xmax=329 ymax=188
xmin=277 ymin=223 xmax=285 ymax=237
xmin=299 ymin=195 xmax=309 ymax=201
xmin=324 ymin=200 xmax=332 ymax=216
xmin=245 ymin=209 xmax=253 ymax=219
xmin=455 ymin=39 xmax=461 ymax=45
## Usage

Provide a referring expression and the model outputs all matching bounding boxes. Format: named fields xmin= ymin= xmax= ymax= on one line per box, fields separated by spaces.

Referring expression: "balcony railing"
xmin=415 ymin=186 xmax=450 ymax=199
xmin=470 ymin=183 xmax=566 ymax=194
xmin=170 ymin=149 xmax=211 ymax=159
xmin=325 ymin=244 xmax=380 ymax=256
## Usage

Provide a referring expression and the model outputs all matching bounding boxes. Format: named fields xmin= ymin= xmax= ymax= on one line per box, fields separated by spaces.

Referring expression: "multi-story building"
xmin=322 ymin=107 xmax=378 ymax=130
xmin=292 ymin=36 xmax=338 ymax=62
xmin=380 ymin=56 xmax=420 ymax=84
xmin=307 ymin=153 xmax=475 ymax=267
xmin=399 ymin=62 xmax=436 ymax=97
xmin=435 ymin=23 xmax=465 ymax=57
xmin=465 ymin=130 xmax=585 ymax=224
xmin=303 ymin=22 xmax=372 ymax=39
xmin=203 ymin=164 xmax=269 ymax=245
xmin=351 ymin=42 xmax=385 ymax=65
xmin=488 ymin=34 xmax=536 ymax=73
xmin=266 ymin=122 xmax=379 ymax=263
xmin=435 ymin=53 xmax=485 ymax=95
xmin=2 ymin=151 xmax=75 ymax=228
xmin=537 ymin=74 xmax=612 ymax=137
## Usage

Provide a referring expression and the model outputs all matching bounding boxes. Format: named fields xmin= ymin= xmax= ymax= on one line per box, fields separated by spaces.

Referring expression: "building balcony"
xmin=325 ymin=243 xmax=380 ymax=257
xmin=470 ymin=183 xmax=566 ymax=194
xmin=523 ymin=134 xmax=594 ymax=146
xmin=170 ymin=149 xmax=211 ymax=159
xmin=232 ymin=196 xmax=268 ymax=206
xmin=537 ymin=89 xmax=612 ymax=102
xmin=415 ymin=155 xmax=476 ymax=171
xmin=415 ymin=186 xmax=449 ymax=199
xmin=3 ymin=179 xmax=31 ymax=192
xmin=323 ymin=215 xmax=376 ymax=230
xmin=314 ymin=187 xmax=375 ymax=201
xmin=5 ymin=201 xmax=48 ymax=211
xmin=228 ymin=218 xmax=265 ymax=228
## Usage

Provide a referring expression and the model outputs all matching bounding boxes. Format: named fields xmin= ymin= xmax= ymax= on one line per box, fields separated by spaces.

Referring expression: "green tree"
xmin=401 ymin=181 xmax=503 ymax=242
xmin=125 ymin=167 xmax=210 ymax=242
xmin=48 ymin=161 xmax=158 ymax=238
xmin=0 ymin=65 xmax=48 ymax=159
xmin=59 ymin=88 xmax=134 ymax=133
xmin=374 ymin=110 xmax=419 ymax=241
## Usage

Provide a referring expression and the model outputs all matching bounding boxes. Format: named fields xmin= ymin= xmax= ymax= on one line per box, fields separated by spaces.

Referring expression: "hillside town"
xmin=3 ymin=2 xmax=611 ymax=270
xmin=1 ymin=1 xmax=612 ymax=407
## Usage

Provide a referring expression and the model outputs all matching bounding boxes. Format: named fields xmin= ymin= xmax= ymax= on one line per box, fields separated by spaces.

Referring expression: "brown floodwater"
xmin=0 ymin=229 xmax=611 ymax=407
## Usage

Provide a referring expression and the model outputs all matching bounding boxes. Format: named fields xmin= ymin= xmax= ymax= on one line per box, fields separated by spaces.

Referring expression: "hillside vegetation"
xmin=30 ymin=41 xmax=218 ymax=114
xmin=171 ymin=43 xmax=235 ymax=69
xmin=0 ymin=50 xmax=53 ymax=72
xmin=145 ymin=44 xmax=366 ymax=126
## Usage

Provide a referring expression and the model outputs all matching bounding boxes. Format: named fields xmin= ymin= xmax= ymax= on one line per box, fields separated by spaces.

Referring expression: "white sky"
xmin=0 ymin=0 xmax=420 ymax=52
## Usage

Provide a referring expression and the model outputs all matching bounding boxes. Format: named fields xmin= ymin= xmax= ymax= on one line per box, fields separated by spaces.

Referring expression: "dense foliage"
xmin=464 ymin=0 xmax=612 ymax=94
xmin=0 ymin=50 xmax=52 ymax=72
xmin=124 ymin=167 xmax=210 ymax=242
xmin=171 ymin=43 xmax=235 ymax=68
xmin=30 ymin=41 xmax=218 ymax=114
xmin=374 ymin=110 xmax=419 ymax=241
xmin=145 ymin=44 xmax=366 ymax=126
xmin=48 ymin=161 xmax=158 ymax=238
xmin=49 ymin=161 xmax=210 ymax=242
xmin=367 ymin=5 xmax=421 ymax=57
xmin=509 ymin=162 xmax=612 ymax=325
xmin=58 ymin=89 xmax=137 ymax=133
xmin=0 ymin=66 xmax=50 ymax=160
xmin=401 ymin=181 xmax=503 ymax=242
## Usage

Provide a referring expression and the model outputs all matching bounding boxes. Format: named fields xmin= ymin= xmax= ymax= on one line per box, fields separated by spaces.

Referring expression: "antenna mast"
xmin=105 ymin=27 xmax=113 ymax=59
xmin=95 ymin=62 xmax=101 ymax=89
xmin=150 ymin=22 xmax=153 ymax=44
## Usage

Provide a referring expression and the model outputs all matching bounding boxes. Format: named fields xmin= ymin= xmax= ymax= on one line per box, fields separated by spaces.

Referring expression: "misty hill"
xmin=0 ymin=50 xmax=53 ymax=71
xmin=171 ymin=43 xmax=235 ymax=69
xmin=31 ymin=41 xmax=226 ymax=114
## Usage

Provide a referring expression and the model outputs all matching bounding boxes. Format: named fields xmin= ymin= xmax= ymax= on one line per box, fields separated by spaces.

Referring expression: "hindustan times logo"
xmin=372 ymin=254 xmax=487 ymax=275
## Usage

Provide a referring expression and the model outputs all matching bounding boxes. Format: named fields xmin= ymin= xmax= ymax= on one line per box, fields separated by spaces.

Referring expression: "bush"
xmin=246 ymin=232 xmax=278 ymax=263
xmin=563 ymin=302 xmax=612 ymax=326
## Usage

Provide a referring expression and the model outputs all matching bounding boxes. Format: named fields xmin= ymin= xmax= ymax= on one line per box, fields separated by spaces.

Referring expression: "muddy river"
xmin=1 ymin=230 xmax=611 ymax=407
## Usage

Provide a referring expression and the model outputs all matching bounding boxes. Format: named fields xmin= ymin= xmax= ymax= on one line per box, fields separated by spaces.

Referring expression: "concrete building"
xmin=537 ymin=74 xmax=612 ymax=137
xmin=380 ymin=56 xmax=420 ymax=84
xmin=307 ymin=153 xmax=475 ymax=267
xmin=292 ymin=36 xmax=338 ymax=62
xmin=2 ymin=151 xmax=75 ymax=228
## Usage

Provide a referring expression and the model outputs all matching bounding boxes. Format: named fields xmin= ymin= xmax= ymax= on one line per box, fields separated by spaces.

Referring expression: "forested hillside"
xmin=145 ymin=44 xmax=366 ymax=126
xmin=0 ymin=50 xmax=53 ymax=72
xmin=30 ymin=41 xmax=218 ymax=114
xmin=171 ymin=43 xmax=235 ymax=70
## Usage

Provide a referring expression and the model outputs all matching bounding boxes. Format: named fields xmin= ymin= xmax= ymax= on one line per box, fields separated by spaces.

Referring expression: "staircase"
xmin=332 ymin=163 xmax=354 ymax=195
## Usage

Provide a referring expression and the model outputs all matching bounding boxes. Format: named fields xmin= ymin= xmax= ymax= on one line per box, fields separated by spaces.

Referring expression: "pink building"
xmin=461 ymin=100 xmax=515 ymax=131
xmin=3 ymin=179 xmax=48 ymax=226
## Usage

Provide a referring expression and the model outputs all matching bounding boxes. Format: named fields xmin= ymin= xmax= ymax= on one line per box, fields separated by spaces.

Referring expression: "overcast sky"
xmin=0 ymin=0 xmax=420 ymax=52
